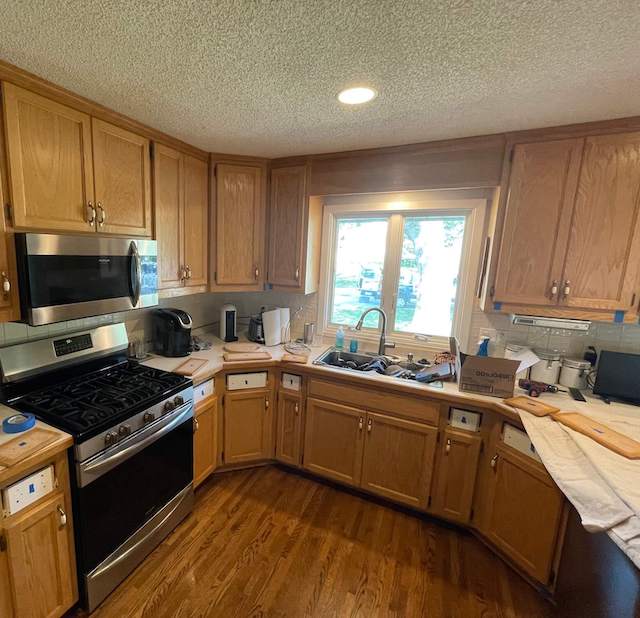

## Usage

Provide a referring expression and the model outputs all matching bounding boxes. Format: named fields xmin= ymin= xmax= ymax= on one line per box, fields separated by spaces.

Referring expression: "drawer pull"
xmin=57 ymin=506 xmax=67 ymax=527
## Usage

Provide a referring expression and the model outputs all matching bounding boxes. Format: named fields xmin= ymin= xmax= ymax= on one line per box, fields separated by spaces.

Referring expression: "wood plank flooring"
xmin=68 ymin=466 xmax=555 ymax=617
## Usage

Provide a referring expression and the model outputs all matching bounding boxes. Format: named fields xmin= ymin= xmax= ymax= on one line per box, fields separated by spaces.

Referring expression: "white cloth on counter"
xmin=515 ymin=398 xmax=640 ymax=570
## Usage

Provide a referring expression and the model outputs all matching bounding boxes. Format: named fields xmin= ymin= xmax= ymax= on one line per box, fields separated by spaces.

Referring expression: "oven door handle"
xmin=129 ymin=240 xmax=141 ymax=307
xmin=79 ymin=403 xmax=193 ymax=485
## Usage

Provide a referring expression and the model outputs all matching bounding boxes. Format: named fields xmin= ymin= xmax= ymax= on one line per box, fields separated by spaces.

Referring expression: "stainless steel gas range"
xmin=0 ymin=323 xmax=194 ymax=611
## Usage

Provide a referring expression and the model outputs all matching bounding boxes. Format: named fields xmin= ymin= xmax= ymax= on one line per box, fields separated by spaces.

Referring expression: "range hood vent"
xmin=511 ymin=315 xmax=591 ymax=331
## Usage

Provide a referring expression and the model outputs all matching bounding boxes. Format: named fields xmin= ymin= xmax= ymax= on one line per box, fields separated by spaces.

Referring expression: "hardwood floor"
xmin=68 ymin=466 xmax=555 ymax=617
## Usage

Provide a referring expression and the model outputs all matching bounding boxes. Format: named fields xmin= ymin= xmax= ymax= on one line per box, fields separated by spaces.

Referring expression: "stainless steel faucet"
xmin=354 ymin=307 xmax=396 ymax=356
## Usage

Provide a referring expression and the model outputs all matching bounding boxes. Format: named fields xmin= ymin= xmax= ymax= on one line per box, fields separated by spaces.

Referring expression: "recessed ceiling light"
xmin=338 ymin=87 xmax=377 ymax=105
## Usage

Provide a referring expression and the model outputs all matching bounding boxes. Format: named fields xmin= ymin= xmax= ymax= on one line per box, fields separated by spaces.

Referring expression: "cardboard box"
xmin=456 ymin=353 xmax=520 ymax=399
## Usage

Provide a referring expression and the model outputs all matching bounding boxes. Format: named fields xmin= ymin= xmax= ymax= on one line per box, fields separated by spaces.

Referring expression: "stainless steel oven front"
xmin=74 ymin=400 xmax=194 ymax=611
xmin=15 ymin=233 xmax=158 ymax=326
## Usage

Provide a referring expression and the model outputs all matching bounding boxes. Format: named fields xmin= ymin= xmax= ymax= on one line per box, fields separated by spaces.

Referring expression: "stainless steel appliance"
xmin=15 ymin=233 xmax=158 ymax=326
xmin=0 ymin=323 xmax=193 ymax=611
xmin=220 ymin=304 xmax=238 ymax=342
xmin=152 ymin=308 xmax=193 ymax=357
xmin=248 ymin=312 xmax=265 ymax=344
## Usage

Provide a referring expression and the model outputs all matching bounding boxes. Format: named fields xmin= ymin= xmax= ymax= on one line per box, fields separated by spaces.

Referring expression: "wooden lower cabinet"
xmin=360 ymin=412 xmax=437 ymax=509
xmin=303 ymin=398 xmax=365 ymax=486
xmin=275 ymin=389 xmax=303 ymax=466
xmin=3 ymin=490 xmax=75 ymax=618
xmin=223 ymin=390 xmax=272 ymax=464
xmin=481 ymin=443 xmax=564 ymax=584
xmin=0 ymin=521 xmax=13 ymax=617
xmin=431 ymin=429 xmax=482 ymax=523
xmin=194 ymin=396 xmax=218 ymax=487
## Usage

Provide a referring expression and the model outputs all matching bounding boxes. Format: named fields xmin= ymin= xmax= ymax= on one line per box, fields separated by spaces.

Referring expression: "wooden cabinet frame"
xmin=194 ymin=395 xmax=218 ymax=488
xmin=275 ymin=388 xmax=304 ymax=467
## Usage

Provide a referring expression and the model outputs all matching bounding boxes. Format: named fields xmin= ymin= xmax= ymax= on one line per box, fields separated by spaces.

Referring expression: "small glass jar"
xmin=559 ymin=358 xmax=591 ymax=389
xmin=530 ymin=349 xmax=562 ymax=384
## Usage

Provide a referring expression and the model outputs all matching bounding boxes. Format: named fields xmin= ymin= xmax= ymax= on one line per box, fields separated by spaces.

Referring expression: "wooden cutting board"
xmin=553 ymin=412 xmax=640 ymax=459
xmin=223 ymin=351 xmax=272 ymax=362
xmin=173 ymin=357 xmax=209 ymax=376
xmin=281 ymin=353 xmax=308 ymax=364
xmin=0 ymin=427 xmax=59 ymax=466
xmin=223 ymin=342 xmax=259 ymax=353
xmin=503 ymin=395 xmax=560 ymax=417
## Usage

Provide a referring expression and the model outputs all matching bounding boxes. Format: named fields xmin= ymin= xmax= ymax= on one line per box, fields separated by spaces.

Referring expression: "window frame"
xmin=316 ymin=191 xmax=489 ymax=355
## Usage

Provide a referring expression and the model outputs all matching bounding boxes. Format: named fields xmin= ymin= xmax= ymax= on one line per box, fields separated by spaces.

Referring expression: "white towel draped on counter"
xmin=514 ymin=396 xmax=640 ymax=569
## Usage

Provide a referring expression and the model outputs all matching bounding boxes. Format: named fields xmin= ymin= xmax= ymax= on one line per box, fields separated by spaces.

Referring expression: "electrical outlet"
xmin=2 ymin=465 xmax=54 ymax=515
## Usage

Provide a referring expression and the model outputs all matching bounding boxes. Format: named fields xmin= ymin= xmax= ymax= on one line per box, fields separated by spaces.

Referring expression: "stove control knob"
xmin=143 ymin=412 xmax=156 ymax=424
xmin=164 ymin=400 xmax=176 ymax=413
xmin=118 ymin=425 xmax=131 ymax=438
xmin=105 ymin=431 xmax=118 ymax=446
xmin=174 ymin=395 xmax=184 ymax=406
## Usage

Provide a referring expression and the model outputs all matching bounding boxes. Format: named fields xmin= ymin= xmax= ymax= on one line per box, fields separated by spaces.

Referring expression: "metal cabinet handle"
xmin=294 ymin=403 xmax=299 ymax=415
xmin=445 ymin=438 xmax=451 ymax=454
xmin=186 ymin=266 xmax=192 ymax=280
xmin=97 ymin=202 xmax=105 ymax=227
xmin=295 ymin=267 xmax=300 ymax=279
xmin=1 ymin=272 xmax=10 ymax=297
xmin=490 ymin=454 xmax=499 ymax=470
xmin=193 ymin=418 xmax=199 ymax=433
xmin=358 ymin=417 xmax=364 ymax=431
xmin=86 ymin=201 xmax=96 ymax=226
xmin=563 ymin=280 xmax=571 ymax=299
xmin=57 ymin=506 xmax=67 ymax=527
xmin=254 ymin=266 xmax=259 ymax=280
xmin=550 ymin=280 xmax=558 ymax=298
xmin=265 ymin=398 xmax=269 ymax=409
xmin=367 ymin=418 xmax=373 ymax=433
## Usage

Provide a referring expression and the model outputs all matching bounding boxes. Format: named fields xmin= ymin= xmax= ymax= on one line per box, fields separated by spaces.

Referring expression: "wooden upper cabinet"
xmin=2 ymin=82 xmax=95 ymax=232
xmin=560 ymin=132 xmax=640 ymax=311
xmin=183 ymin=155 xmax=208 ymax=287
xmin=153 ymin=144 xmax=184 ymax=290
xmin=268 ymin=165 xmax=307 ymax=287
xmin=214 ymin=163 xmax=264 ymax=288
xmin=303 ymin=397 xmax=365 ymax=487
xmin=493 ymin=139 xmax=583 ymax=305
xmin=4 ymin=491 xmax=76 ymax=618
xmin=482 ymin=443 xmax=564 ymax=584
xmin=91 ymin=118 xmax=152 ymax=236
xmin=360 ymin=412 xmax=437 ymax=509
xmin=432 ymin=429 xmax=482 ymax=523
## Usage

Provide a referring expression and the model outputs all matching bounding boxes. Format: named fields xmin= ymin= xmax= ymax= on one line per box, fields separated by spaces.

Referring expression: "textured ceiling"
xmin=0 ymin=1 xmax=639 ymax=157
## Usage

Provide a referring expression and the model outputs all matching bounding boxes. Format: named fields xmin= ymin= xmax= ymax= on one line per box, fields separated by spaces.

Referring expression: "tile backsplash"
xmin=469 ymin=307 xmax=640 ymax=360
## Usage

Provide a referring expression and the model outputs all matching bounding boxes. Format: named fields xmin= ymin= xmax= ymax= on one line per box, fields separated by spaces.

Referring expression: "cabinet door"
xmin=224 ymin=390 xmax=271 ymax=464
xmin=92 ymin=118 xmax=152 ymax=236
xmin=483 ymin=445 xmax=564 ymax=583
xmin=360 ymin=412 xmax=438 ymax=509
xmin=0 ymin=524 xmax=14 ymax=617
xmin=432 ymin=429 xmax=482 ymax=523
xmin=2 ymin=82 xmax=95 ymax=232
xmin=268 ymin=165 xmax=307 ymax=287
xmin=493 ymin=139 xmax=582 ymax=305
xmin=194 ymin=396 xmax=218 ymax=487
xmin=183 ymin=155 xmax=209 ymax=287
xmin=153 ymin=144 xmax=184 ymax=289
xmin=303 ymin=397 xmax=365 ymax=486
xmin=275 ymin=390 xmax=302 ymax=466
xmin=561 ymin=132 xmax=640 ymax=311
xmin=215 ymin=164 xmax=264 ymax=286
xmin=4 ymin=491 xmax=75 ymax=618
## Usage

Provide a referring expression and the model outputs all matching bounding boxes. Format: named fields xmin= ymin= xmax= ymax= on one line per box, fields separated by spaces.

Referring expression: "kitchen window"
xmin=317 ymin=192 xmax=489 ymax=354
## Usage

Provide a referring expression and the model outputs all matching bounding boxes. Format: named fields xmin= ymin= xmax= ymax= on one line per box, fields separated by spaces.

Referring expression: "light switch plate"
xmin=2 ymin=465 xmax=55 ymax=515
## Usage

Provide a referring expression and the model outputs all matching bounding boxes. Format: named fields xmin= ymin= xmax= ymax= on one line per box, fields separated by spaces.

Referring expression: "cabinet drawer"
xmin=281 ymin=372 xmax=302 ymax=391
xmin=450 ymin=408 xmax=482 ymax=432
xmin=194 ymin=378 xmax=214 ymax=403
xmin=307 ymin=378 xmax=439 ymax=425
xmin=227 ymin=372 xmax=268 ymax=390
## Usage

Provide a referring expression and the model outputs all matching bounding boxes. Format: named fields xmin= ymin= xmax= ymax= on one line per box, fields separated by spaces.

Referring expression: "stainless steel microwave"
xmin=15 ymin=233 xmax=158 ymax=326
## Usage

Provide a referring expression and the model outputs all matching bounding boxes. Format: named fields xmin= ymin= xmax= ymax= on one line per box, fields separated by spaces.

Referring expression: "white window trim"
xmin=316 ymin=191 xmax=488 ymax=357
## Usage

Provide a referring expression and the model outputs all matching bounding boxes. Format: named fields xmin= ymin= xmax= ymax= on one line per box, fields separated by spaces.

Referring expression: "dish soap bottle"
xmin=335 ymin=326 xmax=345 ymax=350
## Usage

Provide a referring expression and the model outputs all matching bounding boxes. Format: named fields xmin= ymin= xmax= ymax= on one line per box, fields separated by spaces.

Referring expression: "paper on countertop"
xmin=505 ymin=346 xmax=540 ymax=373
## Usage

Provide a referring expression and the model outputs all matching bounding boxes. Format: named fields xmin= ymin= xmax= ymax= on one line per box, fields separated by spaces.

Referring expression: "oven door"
xmin=75 ymin=403 xmax=193 ymax=610
xmin=16 ymin=233 xmax=158 ymax=326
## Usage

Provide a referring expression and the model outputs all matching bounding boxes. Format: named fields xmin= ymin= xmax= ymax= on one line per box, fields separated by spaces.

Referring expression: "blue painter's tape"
xmin=493 ymin=302 xmax=502 ymax=311
xmin=2 ymin=413 xmax=36 ymax=434
xmin=614 ymin=310 xmax=624 ymax=323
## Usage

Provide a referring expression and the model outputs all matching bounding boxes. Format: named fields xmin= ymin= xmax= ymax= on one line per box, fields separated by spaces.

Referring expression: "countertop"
xmin=0 ymin=405 xmax=73 ymax=486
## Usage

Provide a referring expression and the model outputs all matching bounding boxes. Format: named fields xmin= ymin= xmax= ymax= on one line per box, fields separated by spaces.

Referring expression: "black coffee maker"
xmin=152 ymin=308 xmax=193 ymax=357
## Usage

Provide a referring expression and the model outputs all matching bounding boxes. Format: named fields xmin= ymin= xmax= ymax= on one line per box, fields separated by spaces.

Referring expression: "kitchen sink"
xmin=313 ymin=347 xmax=430 ymax=379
